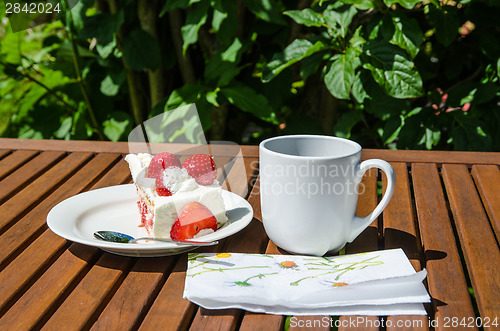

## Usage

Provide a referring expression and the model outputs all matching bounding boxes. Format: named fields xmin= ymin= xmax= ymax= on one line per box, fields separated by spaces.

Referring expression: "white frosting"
xmin=161 ymin=167 xmax=198 ymax=194
xmin=125 ymin=153 xmax=153 ymax=182
xmin=124 ymin=153 xmax=227 ymax=239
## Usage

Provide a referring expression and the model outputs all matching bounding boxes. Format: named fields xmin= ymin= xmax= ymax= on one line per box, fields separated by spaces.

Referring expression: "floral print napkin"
xmin=184 ymin=248 xmax=430 ymax=316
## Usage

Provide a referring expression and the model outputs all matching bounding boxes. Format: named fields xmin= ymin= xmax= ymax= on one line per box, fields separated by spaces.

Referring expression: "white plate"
xmin=47 ymin=184 xmax=254 ymax=257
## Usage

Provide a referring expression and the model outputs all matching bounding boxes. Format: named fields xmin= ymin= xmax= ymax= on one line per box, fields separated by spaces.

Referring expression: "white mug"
xmin=259 ymin=135 xmax=395 ymax=256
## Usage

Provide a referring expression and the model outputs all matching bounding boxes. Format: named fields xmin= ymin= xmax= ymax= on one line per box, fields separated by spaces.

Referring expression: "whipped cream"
xmin=160 ymin=167 xmax=198 ymax=194
xmin=125 ymin=153 xmax=153 ymax=182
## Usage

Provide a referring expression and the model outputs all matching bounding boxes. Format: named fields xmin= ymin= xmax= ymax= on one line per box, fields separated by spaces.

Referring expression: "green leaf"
xmin=164 ymin=83 xmax=212 ymax=131
xmin=472 ymin=83 xmax=498 ymax=105
xmin=324 ymin=51 xmax=358 ymax=100
xmin=103 ymin=111 xmax=133 ymax=142
xmin=383 ymin=14 xmax=423 ymax=59
xmin=100 ymin=71 xmax=125 ymax=97
xmin=160 ymin=0 xmax=190 ymax=16
xmin=365 ymin=85 xmax=411 ymax=119
xmin=214 ymin=0 xmax=238 ymax=45
xmin=323 ymin=3 xmax=358 ymax=38
xmin=96 ymin=39 xmax=116 ymax=59
xmin=497 ymin=58 xmax=500 ymax=80
xmin=221 ymin=85 xmax=278 ymax=124
xmin=362 ymin=41 xmax=423 ymax=98
xmin=429 ymin=6 xmax=459 ymax=47
xmin=243 ymin=0 xmax=286 ymax=25
xmin=166 ymin=84 xmax=204 ymax=109
xmin=383 ymin=0 xmax=422 ymax=9
xmin=338 ymin=0 xmax=377 ymax=10
xmin=56 ymin=41 xmax=96 ymax=62
xmin=263 ymin=40 xmax=330 ymax=82
xmin=54 ymin=117 xmax=73 ymax=139
xmin=352 ymin=71 xmax=369 ymax=103
xmin=300 ymin=52 xmax=328 ymax=80
xmin=123 ymin=29 xmax=161 ymax=71
xmin=334 ymin=109 xmax=363 ymax=138
xmin=349 ymin=26 xmax=366 ymax=53
xmin=380 ymin=115 xmax=405 ymax=145
xmin=181 ymin=0 xmax=210 ymax=55
xmin=0 ymin=30 xmax=23 ymax=64
xmin=79 ymin=11 xmax=124 ymax=46
xmin=212 ymin=8 xmax=228 ymax=32
xmin=205 ymin=38 xmax=244 ymax=86
xmin=284 ymin=9 xmax=324 ymax=27
xmin=206 ymin=89 xmax=220 ymax=107
xmin=424 ymin=127 xmax=441 ymax=150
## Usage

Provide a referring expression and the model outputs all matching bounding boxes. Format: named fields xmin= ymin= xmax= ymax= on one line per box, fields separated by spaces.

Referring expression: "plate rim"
xmin=47 ymin=184 xmax=253 ymax=254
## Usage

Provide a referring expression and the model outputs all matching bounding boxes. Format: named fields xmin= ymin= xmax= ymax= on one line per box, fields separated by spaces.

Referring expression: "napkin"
xmin=184 ymin=248 xmax=431 ymax=316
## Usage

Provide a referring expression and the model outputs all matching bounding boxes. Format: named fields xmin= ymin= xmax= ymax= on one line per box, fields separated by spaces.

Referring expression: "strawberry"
xmin=181 ymin=154 xmax=216 ymax=185
xmin=147 ymin=152 xmax=181 ymax=179
xmin=170 ymin=202 xmax=217 ymax=240
xmin=155 ymin=176 xmax=172 ymax=196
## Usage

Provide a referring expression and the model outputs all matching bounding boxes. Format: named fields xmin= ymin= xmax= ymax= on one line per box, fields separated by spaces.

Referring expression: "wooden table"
xmin=0 ymin=138 xmax=498 ymax=331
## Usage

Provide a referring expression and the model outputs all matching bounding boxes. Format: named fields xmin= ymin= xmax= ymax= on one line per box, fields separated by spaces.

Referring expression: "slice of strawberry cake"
xmin=125 ymin=152 xmax=227 ymax=240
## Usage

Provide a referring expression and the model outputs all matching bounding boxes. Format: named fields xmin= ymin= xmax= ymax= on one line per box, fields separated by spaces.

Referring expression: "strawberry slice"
xmin=170 ymin=202 xmax=217 ymax=240
xmin=155 ymin=176 xmax=172 ymax=196
xmin=181 ymin=154 xmax=217 ymax=185
xmin=147 ymin=152 xmax=181 ymax=179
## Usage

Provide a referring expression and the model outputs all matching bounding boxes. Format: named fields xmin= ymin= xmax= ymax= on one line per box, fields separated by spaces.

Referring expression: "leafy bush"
xmin=0 ymin=0 xmax=499 ymax=151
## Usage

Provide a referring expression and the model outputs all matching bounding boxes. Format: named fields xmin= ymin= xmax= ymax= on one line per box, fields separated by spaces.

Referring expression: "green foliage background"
xmin=0 ymin=0 xmax=499 ymax=150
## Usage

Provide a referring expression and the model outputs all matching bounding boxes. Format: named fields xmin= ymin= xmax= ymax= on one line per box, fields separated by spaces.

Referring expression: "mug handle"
xmin=347 ymin=159 xmax=395 ymax=242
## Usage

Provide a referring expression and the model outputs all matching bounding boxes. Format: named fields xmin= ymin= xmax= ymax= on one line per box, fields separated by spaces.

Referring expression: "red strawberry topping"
xmin=170 ymin=202 xmax=217 ymax=240
xmin=181 ymin=154 xmax=217 ymax=185
xmin=155 ymin=176 xmax=172 ymax=196
xmin=147 ymin=152 xmax=181 ymax=179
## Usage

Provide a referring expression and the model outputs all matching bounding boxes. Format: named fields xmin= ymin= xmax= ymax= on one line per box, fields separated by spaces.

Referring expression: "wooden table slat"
xmin=0 ymin=152 xmax=93 ymax=234
xmin=138 ymin=255 xmax=196 ymax=331
xmin=0 ymin=154 xmax=122 ymax=317
xmin=43 ymin=253 xmax=133 ymax=330
xmin=3 ymin=138 xmax=500 ymax=165
xmin=90 ymin=257 xmax=178 ymax=330
xmin=0 ymin=151 xmax=66 ymax=205
xmin=339 ymin=168 xmax=379 ymax=331
xmin=0 ymin=138 xmax=262 ymax=159
xmin=441 ymin=164 xmax=500 ymax=321
xmin=471 ymin=165 xmax=500 ymax=243
xmin=361 ymin=149 xmax=500 ymax=166
xmin=0 ymin=149 xmax=12 ymax=161
xmin=0 ymin=244 xmax=99 ymax=330
xmin=412 ymin=163 xmax=477 ymax=330
xmin=0 ymin=160 xmax=132 ymax=329
xmin=383 ymin=163 xmax=428 ymax=331
xmin=0 ymin=154 xmax=121 ymax=268
xmin=0 ymin=230 xmax=69 ymax=315
xmin=0 ymin=150 xmax=39 ymax=181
